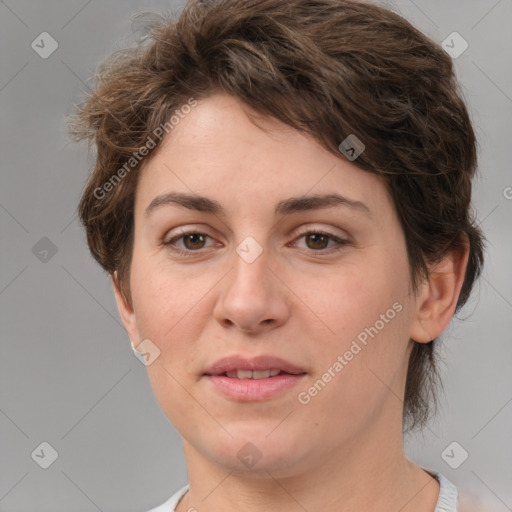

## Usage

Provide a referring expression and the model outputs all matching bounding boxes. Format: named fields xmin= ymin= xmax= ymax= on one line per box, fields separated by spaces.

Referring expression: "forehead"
xmin=135 ymin=92 xmax=391 ymax=218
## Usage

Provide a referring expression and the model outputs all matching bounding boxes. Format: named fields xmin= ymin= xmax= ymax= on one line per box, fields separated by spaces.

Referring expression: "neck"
xmin=176 ymin=413 xmax=439 ymax=512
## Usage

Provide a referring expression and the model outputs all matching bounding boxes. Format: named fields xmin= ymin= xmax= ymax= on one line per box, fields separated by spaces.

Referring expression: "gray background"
xmin=1 ymin=0 xmax=511 ymax=510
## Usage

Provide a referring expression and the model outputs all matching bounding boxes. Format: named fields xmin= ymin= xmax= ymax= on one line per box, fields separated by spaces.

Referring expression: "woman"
xmin=70 ymin=1 xmax=484 ymax=510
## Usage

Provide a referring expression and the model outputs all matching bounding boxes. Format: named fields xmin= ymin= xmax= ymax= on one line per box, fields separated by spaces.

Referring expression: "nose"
xmin=212 ymin=245 xmax=290 ymax=334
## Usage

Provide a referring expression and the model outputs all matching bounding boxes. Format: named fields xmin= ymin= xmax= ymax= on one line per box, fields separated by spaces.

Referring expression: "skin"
xmin=113 ymin=92 xmax=469 ymax=512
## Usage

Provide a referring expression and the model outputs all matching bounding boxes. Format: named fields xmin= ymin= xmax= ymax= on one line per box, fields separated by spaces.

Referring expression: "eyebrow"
xmin=144 ymin=191 xmax=372 ymax=218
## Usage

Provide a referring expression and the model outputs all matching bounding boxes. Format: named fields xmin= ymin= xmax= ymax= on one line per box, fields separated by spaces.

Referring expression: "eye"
xmin=163 ymin=231 xmax=217 ymax=256
xmin=291 ymin=230 xmax=350 ymax=254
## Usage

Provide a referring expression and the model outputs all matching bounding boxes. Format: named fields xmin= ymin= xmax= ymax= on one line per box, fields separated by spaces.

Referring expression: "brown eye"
xmin=304 ymin=233 xmax=330 ymax=250
xmin=292 ymin=230 xmax=350 ymax=254
xmin=181 ymin=233 xmax=207 ymax=250
xmin=163 ymin=231 xmax=215 ymax=255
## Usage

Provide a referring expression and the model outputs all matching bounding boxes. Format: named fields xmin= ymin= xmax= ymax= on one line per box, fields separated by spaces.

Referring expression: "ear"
xmin=410 ymin=238 xmax=470 ymax=343
xmin=112 ymin=272 xmax=140 ymax=346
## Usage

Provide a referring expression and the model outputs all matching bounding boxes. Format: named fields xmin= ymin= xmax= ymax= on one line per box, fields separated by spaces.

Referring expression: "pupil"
xmin=185 ymin=234 xmax=204 ymax=249
xmin=308 ymin=233 xmax=327 ymax=249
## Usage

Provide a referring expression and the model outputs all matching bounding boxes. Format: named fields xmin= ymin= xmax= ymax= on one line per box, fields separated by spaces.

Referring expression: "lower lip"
xmin=204 ymin=374 xmax=307 ymax=401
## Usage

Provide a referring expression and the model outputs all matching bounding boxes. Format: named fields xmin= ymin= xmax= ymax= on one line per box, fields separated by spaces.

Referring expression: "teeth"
xmin=252 ymin=370 xmax=271 ymax=379
xmin=225 ymin=369 xmax=282 ymax=379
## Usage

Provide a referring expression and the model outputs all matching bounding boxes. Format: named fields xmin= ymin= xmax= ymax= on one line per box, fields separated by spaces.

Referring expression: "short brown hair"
xmin=69 ymin=0 xmax=485 ymax=433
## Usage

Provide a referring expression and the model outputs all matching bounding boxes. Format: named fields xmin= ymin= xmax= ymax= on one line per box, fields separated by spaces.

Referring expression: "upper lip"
xmin=204 ymin=355 xmax=307 ymax=376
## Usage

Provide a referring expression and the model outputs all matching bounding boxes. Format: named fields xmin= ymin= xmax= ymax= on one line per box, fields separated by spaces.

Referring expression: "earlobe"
xmin=111 ymin=272 xmax=140 ymax=344
xmin=410 ymin=238 xmax=470 ymax=344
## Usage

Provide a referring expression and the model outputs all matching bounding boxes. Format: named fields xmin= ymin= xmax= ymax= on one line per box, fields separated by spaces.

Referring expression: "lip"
xmin=203 ymin=354 xmax=307 ymax=402
xmin=203 ymin=354 xmax=306 ymax=376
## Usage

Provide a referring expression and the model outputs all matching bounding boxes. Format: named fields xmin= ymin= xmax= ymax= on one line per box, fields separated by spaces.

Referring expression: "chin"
xmin=204 ymin=429 xmax=310 ymax=476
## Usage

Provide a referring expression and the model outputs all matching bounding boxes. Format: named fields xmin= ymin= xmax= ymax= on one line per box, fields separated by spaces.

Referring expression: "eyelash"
xmin=162 ymin=229 xmax=350 ymax=257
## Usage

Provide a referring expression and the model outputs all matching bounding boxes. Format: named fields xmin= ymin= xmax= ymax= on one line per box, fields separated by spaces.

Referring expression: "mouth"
xmin=203 ymin=355 xmax=307 ymax=401
xmin=204 ymin=354 xmax=306 ymax=376
xmin=220 ymin=369 xmax=296 ymax=379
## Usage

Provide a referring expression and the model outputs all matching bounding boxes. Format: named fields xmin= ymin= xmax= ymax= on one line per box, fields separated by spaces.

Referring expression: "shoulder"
xmin=146 ymin=484 xmax=189 ymax=512
xmin=423 ymin=468 xmax=459 ymax=512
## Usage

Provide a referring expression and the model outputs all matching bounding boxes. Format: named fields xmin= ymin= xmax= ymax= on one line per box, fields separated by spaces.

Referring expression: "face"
xmin=115 ymin=92 xmax=430 ymax=478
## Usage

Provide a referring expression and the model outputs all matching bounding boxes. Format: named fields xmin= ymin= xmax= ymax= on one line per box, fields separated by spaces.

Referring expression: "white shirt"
xmin=147 ymin=468 xmax=458 ymax=512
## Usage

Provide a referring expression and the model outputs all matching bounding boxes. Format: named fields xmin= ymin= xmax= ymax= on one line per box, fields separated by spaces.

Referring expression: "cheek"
xmin=308 ymin=259 xmax=408 ymax=346
xmin=131 ymin=263 xmax=210 ymax=425
xmin=302 ymin=257 xmax=411 ymax=400
xmin=295 ymin=272 xmax=409 ymax=441
xmin=130 ymin=254 xmax=203 ymax=338
xmin=129 ymin=256 xmax=220 ymax=393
